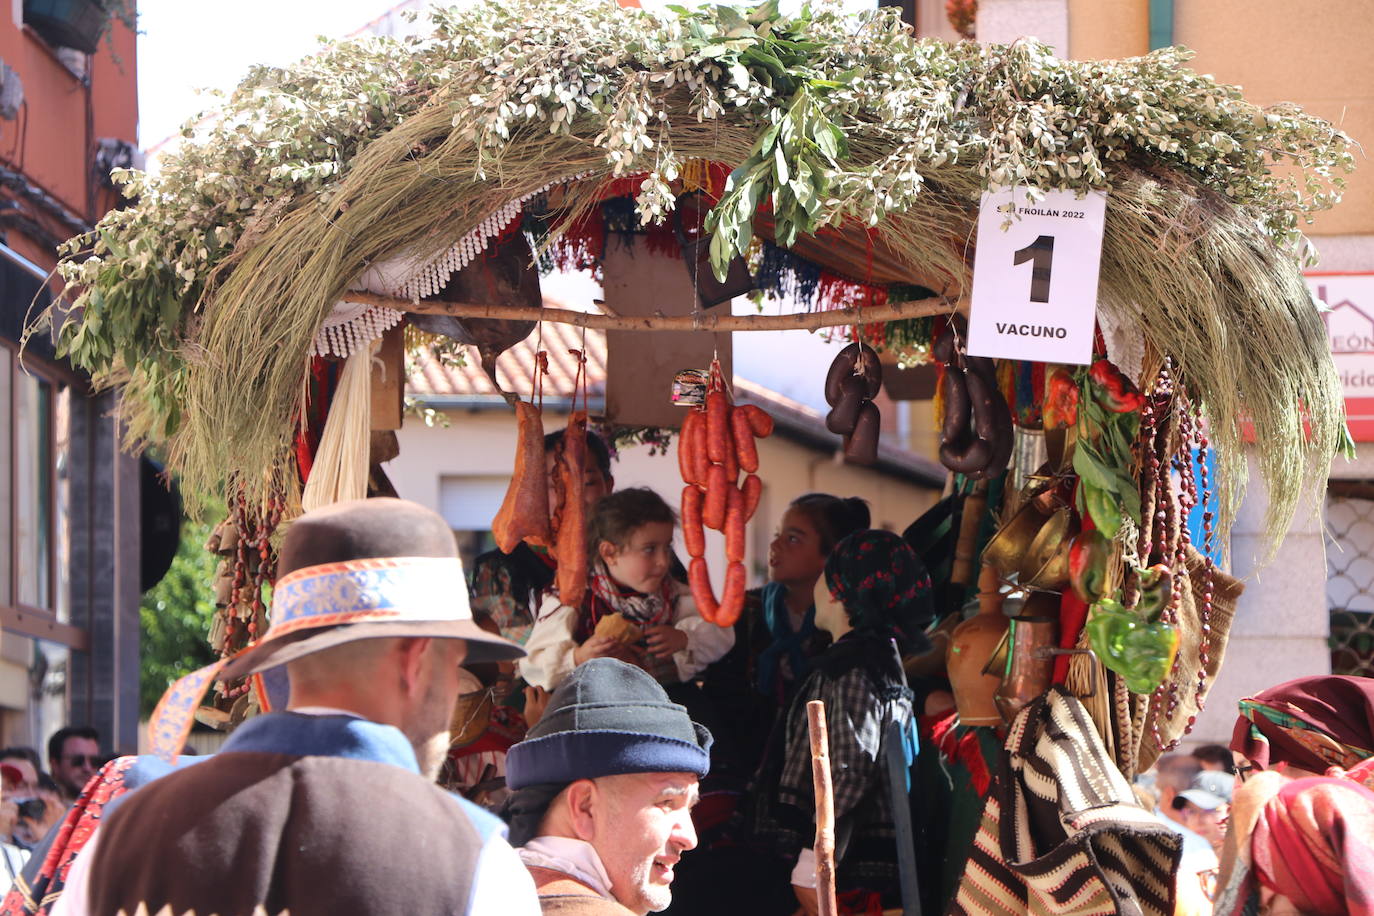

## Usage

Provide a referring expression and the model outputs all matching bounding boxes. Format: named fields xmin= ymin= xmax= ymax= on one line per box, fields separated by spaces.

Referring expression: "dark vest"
xmin=87 ymin=713 xmax=494 ymax=916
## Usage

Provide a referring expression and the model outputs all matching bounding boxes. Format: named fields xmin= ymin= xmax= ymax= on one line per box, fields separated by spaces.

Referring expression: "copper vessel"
xmin=994 ymin=615 xmax=1059 ymax=723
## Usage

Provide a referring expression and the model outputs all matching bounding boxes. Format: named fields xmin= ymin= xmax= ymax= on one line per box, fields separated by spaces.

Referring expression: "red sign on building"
xmin=1310 ymin=272 xmax=1374 ymax=441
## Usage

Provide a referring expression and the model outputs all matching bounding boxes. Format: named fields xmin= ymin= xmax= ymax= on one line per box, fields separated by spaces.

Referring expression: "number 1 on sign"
xmin=1013 ymin=235 xmax=1055 ymax=303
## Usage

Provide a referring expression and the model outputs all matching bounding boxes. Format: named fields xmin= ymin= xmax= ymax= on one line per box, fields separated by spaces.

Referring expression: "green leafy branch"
xmin=1071 ymin=366 xmax=1142 ymax=538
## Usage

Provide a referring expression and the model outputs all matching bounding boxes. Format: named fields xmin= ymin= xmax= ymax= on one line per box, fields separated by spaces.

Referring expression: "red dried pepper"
xmin=1043 ymin=368 xmax=1080 ymax=429
xmin=1088 ymin=359 xmax=1145 ymax=413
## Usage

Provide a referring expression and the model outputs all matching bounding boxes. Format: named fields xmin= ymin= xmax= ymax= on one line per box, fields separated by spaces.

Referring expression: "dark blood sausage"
xmin=824 ymin=343 xmax=860 ymax=406
xmin=688 ymin=557 xmax=719 ymax=624
xmin=845 ymin=400 xmax=881 ymax=465
xmin=941 ymin=367 xmax=972 ymax=445
xmin=964 ymin=368 xmax=999 ymax=444
xmin=964 ymin=354 xmax=997 ymax=383
xmin=852 ymin=342 xmax=883 ymax=399
xmin=716 ymin=561 xmax=747 ymax=626
xmin=682 ymin=485 xmax=706 ymax=559
xmin=931 ymin=328 xmax=956 ymax=366
xmin=985 ymin=401 xmax=1014 ymax=475
xmin=491 ymin=400 xmax=551 ymax=553
xmin=939 ymin=435 xmax=993 ymax=474
xmin=731 ymin=408 xmax=760 ymax=473
xmin=939 ymin=367 xmax=995 ymax=473
xmin=963 ymin=368 xmax=1013 ymax=479
xmin=826 ymin=374 xmax=868 ymax=435
xmin=825 ymin=342 xmax=882 ymax=406
xmin=703 ymin=463 xmax=728 ymax=531
xmin=968 ymin=367 xmax=1014 ymax=477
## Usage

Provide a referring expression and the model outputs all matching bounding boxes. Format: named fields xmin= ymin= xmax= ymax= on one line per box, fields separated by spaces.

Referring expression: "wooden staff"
xmin=807 ymin=699 xmax=838 ymax=916
xmin=949 ymin=478 xmax=989 ymax=590
xmin=346 ymin=290 xmax=957 ymax=333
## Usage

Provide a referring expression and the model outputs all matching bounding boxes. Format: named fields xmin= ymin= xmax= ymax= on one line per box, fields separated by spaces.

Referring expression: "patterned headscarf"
xmin=1251 ymin=776 xmax=1374 ymax=916
xmin=1231 ymin=675 xmax=1374 ymax=773
xmin=822 ymin=529 xmax=934 ymax=647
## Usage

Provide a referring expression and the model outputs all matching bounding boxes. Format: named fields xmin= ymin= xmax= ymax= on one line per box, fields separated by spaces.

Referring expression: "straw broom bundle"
xmin=300 ymin=340 xmax=376 ymax=511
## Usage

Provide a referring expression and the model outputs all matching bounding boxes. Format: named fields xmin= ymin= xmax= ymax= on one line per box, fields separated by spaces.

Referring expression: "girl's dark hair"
xmin=588 ymin=486 xmax=677 ymax=553
xmin=789 ymin=493 xmax=870 ymax=553
xmin=545 ymin=428 xmax=613 ymax=480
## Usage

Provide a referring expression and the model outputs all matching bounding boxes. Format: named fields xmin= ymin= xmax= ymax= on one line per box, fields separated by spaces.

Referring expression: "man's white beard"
xmin=627 ymin=857 xmax=672 ymax=914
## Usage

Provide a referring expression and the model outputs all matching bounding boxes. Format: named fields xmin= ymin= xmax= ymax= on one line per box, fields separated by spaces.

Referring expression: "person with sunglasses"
xmin=45 ymin=729 xmax=99 ymax=806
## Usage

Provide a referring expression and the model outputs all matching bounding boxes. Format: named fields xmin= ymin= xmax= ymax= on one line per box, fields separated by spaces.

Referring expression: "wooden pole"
xmin=949 ymin=478 xmax=990 ymax=591
xmin=345 ymin=290 xmax=957 ymax=333
xmin=807 ymin=699 xmax=839 ymax=916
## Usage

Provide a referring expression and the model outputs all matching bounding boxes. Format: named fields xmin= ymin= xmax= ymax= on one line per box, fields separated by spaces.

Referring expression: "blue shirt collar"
xmin=222 ymin=711 xmax=421 ymax=773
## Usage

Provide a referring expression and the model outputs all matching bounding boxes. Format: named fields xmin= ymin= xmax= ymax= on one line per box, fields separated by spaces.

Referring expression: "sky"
xmin=135 ymin=0 xmax=859 ymax=410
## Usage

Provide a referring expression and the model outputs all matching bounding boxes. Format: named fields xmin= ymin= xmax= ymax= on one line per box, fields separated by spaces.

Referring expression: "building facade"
xmin=0 ymin=2 xmax=141 ymax=754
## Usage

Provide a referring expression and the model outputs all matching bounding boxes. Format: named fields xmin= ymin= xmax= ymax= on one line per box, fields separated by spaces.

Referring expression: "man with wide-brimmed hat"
xmin=502 ymin=658 xmax=712 ymax=915
xmin=52 ymin=498 xmax=539 ymax=915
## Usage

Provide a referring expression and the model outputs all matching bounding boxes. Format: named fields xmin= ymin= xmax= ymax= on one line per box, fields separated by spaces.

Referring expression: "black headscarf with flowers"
xmin=822 ymin=529 xmax=934 ymax=652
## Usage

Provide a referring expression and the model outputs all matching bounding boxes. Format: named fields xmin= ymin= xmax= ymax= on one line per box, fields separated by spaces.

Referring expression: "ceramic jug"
xmin=947 ymin=564 xmax=1010 ymax=726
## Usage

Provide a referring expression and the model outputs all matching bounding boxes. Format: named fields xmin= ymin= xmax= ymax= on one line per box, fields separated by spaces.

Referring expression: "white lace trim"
xmin=311 ymin=172 xmax=588 ymax=357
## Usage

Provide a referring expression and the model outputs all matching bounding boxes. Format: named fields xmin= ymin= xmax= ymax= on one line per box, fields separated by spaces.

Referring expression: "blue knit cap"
xmin=505 ymin=659 xmax=712 ymax=790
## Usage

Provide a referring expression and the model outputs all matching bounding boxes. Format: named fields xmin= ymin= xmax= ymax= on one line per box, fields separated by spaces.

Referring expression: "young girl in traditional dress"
xmin=752 ymin=528 xmax=934 ymax=914
xmin=700 ymin=494 xmax=871 ymax=778
xmin=519 ymin=486 xmax=733 ymax=692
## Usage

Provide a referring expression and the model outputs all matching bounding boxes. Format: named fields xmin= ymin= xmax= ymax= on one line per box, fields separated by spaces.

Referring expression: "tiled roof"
xmin=408 ymin=305 xmax=606 ymax=401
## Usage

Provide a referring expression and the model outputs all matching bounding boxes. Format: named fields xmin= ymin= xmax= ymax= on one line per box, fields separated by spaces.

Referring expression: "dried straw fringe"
xmin=176 ymin=71 xmax=1340 ymax=553
xmin=300 ymin=340 xmax=375 ymax=512
xmin=1066 ymin=629 xmax=1116 ymax=768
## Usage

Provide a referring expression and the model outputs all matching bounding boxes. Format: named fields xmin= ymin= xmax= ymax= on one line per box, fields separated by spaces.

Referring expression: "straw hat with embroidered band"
xmin=147 ymin=497 xmax=525 ymax=760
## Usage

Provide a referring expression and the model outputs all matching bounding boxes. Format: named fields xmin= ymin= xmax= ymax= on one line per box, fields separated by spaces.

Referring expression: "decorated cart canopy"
xmin=40 ymin=0 xmax=1354 ymax=784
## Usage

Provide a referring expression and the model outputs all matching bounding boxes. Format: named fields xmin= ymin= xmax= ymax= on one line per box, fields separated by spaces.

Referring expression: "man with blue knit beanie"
xmin=504 ymin=658 xmax=712 ymax=915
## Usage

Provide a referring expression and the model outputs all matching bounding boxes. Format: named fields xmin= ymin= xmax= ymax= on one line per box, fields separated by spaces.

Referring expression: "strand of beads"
xmin=1167 ymin=391 xmax=1201 ymax=737
xmin=1144 ymin=359 xmax=1184 ymax=750
xmin=1194 ymin=402 xmax=1216 ymax=719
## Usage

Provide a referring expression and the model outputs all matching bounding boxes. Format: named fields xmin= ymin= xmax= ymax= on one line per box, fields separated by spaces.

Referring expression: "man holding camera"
xmin=0 ymin=763 xmax=28 ymax=895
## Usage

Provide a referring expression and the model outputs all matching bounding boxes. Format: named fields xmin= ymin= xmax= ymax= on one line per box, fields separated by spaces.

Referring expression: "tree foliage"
xmin=138 ymin=507 xmax=219 ymax=717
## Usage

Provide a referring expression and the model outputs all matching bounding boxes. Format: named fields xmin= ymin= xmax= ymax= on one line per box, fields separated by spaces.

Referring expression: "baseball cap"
xmin=1175 ymin=769 xmax=1233 ymax=811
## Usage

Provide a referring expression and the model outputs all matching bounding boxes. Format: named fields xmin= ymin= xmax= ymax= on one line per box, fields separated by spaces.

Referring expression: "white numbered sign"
xmin=966 ymin=186 xmax=1108 ymax=365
